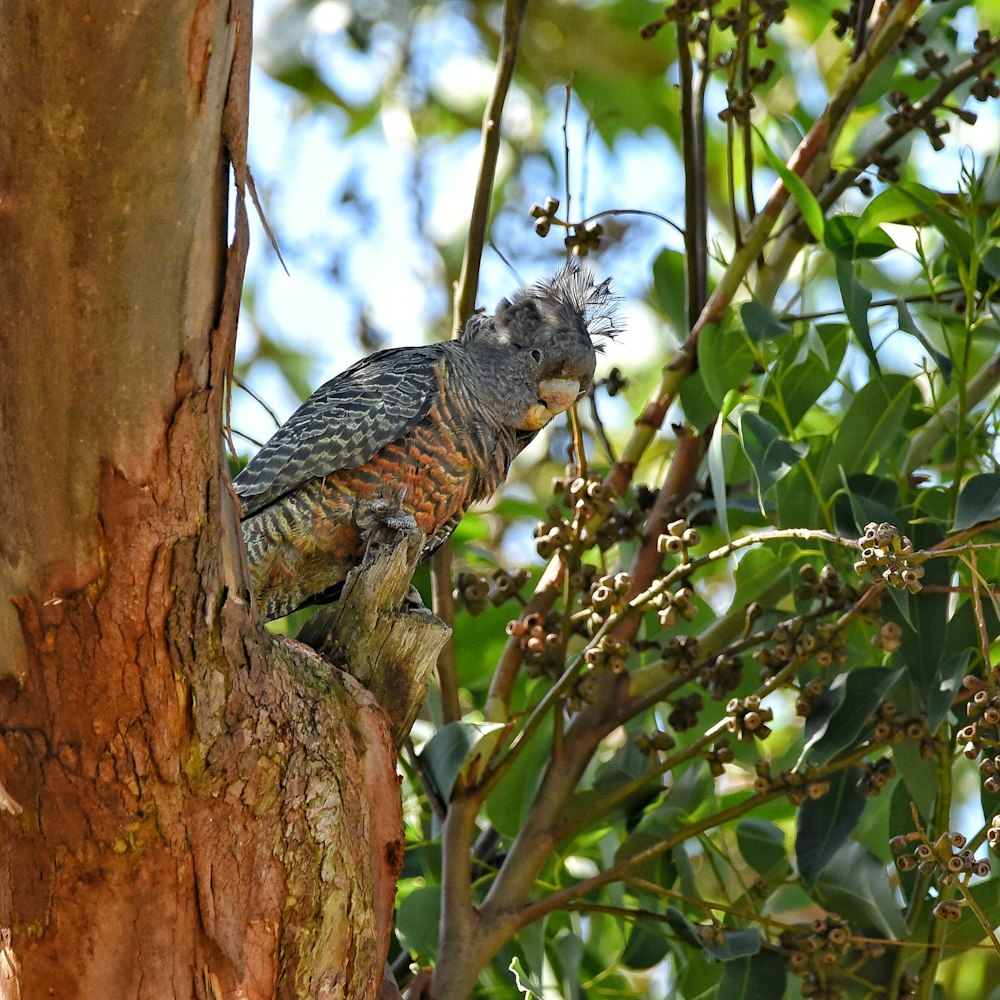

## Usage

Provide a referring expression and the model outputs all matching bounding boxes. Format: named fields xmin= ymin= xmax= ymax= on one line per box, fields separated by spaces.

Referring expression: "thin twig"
xmin=233 ymin=374 xmax=282 ymax=428
xmin=452 ymin=0 xmax=529 ymax=333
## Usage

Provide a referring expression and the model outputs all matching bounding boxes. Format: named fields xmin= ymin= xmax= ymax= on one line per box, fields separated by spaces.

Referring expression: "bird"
xmin=235 ymin=264 xmax=621 ymax=622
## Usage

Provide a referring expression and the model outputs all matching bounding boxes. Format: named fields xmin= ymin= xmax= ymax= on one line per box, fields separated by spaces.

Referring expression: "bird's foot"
xmin=354 ymin=492 xmax=420 ymax=549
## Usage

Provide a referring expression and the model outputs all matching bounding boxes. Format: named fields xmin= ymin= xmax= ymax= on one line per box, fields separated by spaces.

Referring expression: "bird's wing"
xmin=234 ymin=346 xmax=444 ymax=518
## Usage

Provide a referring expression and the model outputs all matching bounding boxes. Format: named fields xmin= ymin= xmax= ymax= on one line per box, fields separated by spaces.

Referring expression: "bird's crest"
xmin=463 ymin=263 xmax=622 ymax=348
xmin=518 ymin=263 xmax=623 ymax=346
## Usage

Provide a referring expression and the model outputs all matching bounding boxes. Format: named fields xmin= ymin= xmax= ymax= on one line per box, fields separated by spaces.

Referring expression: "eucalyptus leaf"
xmin=835 ymin=258 xmax=880 ymax=375
xmin=796 ymin=767 xmax=866 ymax=885
xmin=953 ymin=473 xmax=1000 ymax=531
xmin=810 ymin=841 xmax=907 ymax=939
xmin=755 ymin=127 xmax=825 ymax=241
xmin=799 ymin=667 xmax=903 ymax=767
xmin=716 ymin=950 xmax=788 ymax=1000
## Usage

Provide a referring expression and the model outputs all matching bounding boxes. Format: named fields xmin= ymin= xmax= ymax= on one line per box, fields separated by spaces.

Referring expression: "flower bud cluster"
xmin=507 ymin=612 xmax=563 ymax=676
xmin=753 ymin=761 xmax=829 ymax=804
xmin=726 ymin=695 xmax=774 ymax=742
xmin=971 ymin=30 xmax=1000 ymax=101
xmin=656 ymin=518 xmax=701 ymax=561
xmin=957 ymin=675 xmax=1000 ymax=760
xmin=754 ymin=619 xmax=847 ymax=677
xmin=987 ymin=814 xmax=1000 ymax=851
xmin=698 ymin=655 xmax=744 ymax=700
xmin=870 ymin=702 xmax=933 ymax=752
xmin=892 ymin=830 xmax=990 ymax=899
xmin=659 ymin=635 xmax=701 ymax=678
xmin=852 ymin=522 xmax=925 ymax=592
xmin=794 ymin=563 xmax=852 ymax=603
xmin=583 ymin=571 xmax=632 ymax=633
xmin=703 ymin=736 xmax=735 ymax=777
xmin=779 ymin=915 xmax=855 ymax=994
xmin=634 ymin=728 xmax=677 ymax=756
xmin=650 ymin=585 xmax=699 ymax=630
xmin=454 ymin=567 xmax=531 ymax=615
xmin=795 ymin=678 xmax=827 ymax=718
xmin=667 ymin=692 xmax=704 ymax=733
xmin=583 ymin=635 xmax=630 ymax=674
xmin=871 ymin=620 xmax=903 ymax=652
xmin=858 ymin=756 xmax=895 ymax=796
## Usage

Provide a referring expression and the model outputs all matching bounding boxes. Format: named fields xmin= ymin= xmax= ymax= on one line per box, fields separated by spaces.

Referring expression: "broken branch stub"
xmin=298 ymin=529 xmax=451 ymax=746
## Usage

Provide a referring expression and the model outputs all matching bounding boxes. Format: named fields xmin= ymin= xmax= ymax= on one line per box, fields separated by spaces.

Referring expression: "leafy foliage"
xmin=244 ymin=0 xmax=1000 ymax=997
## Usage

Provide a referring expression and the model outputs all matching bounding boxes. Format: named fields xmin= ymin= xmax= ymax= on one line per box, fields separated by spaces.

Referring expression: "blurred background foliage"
xmin=236 ymin=0 xmax=1000 ymax=997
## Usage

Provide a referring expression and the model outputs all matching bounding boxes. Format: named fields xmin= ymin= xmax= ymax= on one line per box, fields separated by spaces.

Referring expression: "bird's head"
xmin=461 ymin=263 xmax=621 ymax=431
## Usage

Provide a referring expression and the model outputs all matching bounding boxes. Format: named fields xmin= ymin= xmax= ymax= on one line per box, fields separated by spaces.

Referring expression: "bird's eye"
xmin=530 ymin=348 xmax=542 ymax=362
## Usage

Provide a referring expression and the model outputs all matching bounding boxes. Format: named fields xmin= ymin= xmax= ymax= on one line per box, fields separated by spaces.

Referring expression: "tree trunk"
xmin=0 ymin=4 xmax=405 ymax=998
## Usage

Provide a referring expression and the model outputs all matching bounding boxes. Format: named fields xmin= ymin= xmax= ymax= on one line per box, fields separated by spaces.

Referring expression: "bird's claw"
xmin=355 ymin=494 xmax=420 ymax=548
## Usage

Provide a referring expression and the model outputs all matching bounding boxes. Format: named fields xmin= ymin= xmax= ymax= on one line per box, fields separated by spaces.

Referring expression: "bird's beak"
xmin=518 ymin=378 xmax=581 ymax=430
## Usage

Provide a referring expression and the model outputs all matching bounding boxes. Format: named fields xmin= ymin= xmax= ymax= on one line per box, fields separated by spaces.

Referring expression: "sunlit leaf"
xmin=739 ymin=412 xmax=808 ymax=502
xmin=755 ymin=127 xmax=825 ymax=241
xmin=824 ymin=214 xmax=897 ymax=259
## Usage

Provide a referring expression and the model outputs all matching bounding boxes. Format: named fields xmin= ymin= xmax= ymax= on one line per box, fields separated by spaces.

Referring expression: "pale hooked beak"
xmin=518 ymin=377 xmax=582 ymax=431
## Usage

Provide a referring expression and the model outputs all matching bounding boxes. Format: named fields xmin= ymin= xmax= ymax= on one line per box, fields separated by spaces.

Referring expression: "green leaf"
xmin=800 ymin=667 xmax=903 ymax=767
xmin=508 ymin=955 xmax=544 ymax=998
xmin=486 ymin=713 xmax=553 ymax=838
xmin=421 ymin=720 xmax=506 ymax=804
xmin=928 ymin=650 xmax=971 ymax=733
xmin=699 ymin=323 xmax=755 ymax=409
xmin=739 ymin=412 xmax=808 ymax=501
xmin=666 ymin=909 xmax=762 ymax=962
xmin=737 ymin=819 xmax=790 ymax=880
xmin=622 ymin=922 xmax=671 ymax=970
xmin=396 ymin=885 xmax=442 ymax=959
xmin=760 ymin=326 xmax=845 ymax=432
xmin=653 ymin=247 xmax=688 ymax=335
xmin=551 ymin=930 xmax=584 ymax=1000
xmin=755 ymin=127 xmax=825 ymax=241
xmin=733 ymin=543 xmax=796 ymax=609
xmin=953 ymin=473 xmax=1000 ymax=531
xmin=892 ymin=182 xmax=974 ymax=258
xmin=833 ymin=474 xmax=899 ymax=538
xmin=679 ymin=368 xmax=720 ymax=431
xmin=819 ymin=375 xmax=915 ymax=494
xmin=886 ymin=520 xmax=949 ymax=694
xmin=811 ymin=841 xmax=907 ymax=939
xmin=716 ymin=950 xmax=787 ymax=1000
xmin=741 ymin=301 xmax=790 ymax=341
xmin=896 ymin=298 xmax=952 ymax=384
xmin=835 ymin=258 xmax=880 ymax=375
xmin=796 ymin=767 xmax=866 ymax=885
xmin=893 ymin=737 xmax=938 ymax=820
xmin=858 ymin=185 xmax=921 ymax=231
xmin=824 ymin=214 xmax=897 ymax=260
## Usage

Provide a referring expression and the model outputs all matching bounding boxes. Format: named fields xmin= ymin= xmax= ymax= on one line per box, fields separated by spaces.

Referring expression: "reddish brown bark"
xmin=0 ymin=3 xmax=403 ymax=998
